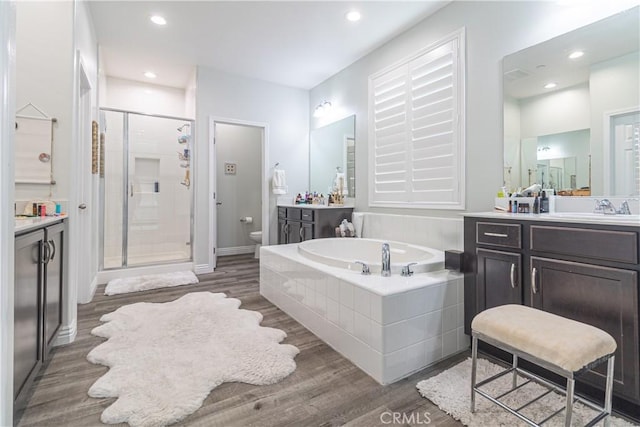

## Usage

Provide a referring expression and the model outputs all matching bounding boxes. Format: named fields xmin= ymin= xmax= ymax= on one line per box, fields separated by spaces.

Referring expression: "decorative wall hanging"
xmin=92 ymin=120 xmax=99 ymax=174
xmin=15 ymin=102 xmax=57 ymax=185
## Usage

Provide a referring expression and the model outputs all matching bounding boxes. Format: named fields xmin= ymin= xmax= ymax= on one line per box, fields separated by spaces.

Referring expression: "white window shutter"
xmin=369 ymin=29 xmax=465 ymax=209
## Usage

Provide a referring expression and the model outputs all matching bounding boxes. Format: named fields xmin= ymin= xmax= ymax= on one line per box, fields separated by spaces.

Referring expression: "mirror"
xmin=503 ymin=7 xmax=639 ymax=196
xmin=309 ymin=115 xmax=355 ymax=197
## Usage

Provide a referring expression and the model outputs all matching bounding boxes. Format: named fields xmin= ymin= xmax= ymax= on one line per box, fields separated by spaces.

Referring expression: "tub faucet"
xmin=381 ymin=243 xmax=391 ymax=277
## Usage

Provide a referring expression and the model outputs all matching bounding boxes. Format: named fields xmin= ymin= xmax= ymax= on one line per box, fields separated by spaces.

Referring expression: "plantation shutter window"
xmin=369 ymin=29 xmax=465 ymax=209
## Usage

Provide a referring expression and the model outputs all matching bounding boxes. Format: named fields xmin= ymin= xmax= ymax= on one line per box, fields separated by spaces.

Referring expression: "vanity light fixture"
xmin=568 ymin=50 xmax=584 ymax=59
xmin=544 ymin=82 xmax=557 ymax=89
xmin=346 ymin=10 xmax=361 ymax=22
xmin=150 ymin=15 xmax=167 ymax=26
xmin=313 ymin=101 xmax=332 ymax=118
xmin=144 ymin=71 xmax=157 ymax=79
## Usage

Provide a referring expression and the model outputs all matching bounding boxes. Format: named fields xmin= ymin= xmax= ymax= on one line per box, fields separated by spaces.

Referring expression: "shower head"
xmin=177 ymin=123 xmax=191 ymax=132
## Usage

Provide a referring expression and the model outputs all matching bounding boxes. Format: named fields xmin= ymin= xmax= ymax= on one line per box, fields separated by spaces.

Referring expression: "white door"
xmin=74 ymin=59 xmax=93 ymax=303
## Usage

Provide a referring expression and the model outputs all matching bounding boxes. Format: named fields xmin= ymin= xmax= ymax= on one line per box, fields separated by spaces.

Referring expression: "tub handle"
xmin=401 ymin=262 xmax=417 ymax=277
xmin=354 ymin=261 xmax=371 ymax=275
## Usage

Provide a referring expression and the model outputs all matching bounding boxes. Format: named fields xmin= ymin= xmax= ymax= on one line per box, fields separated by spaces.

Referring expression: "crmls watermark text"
xmin=380 ymin=411 xmax=431 ymax=424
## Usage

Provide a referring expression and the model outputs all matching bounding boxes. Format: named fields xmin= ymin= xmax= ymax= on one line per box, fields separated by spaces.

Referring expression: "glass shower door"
xmin=101 ymin=109 xmax=193 ymax=269
xmin=127 ymin=114 xmax=192 ymax=266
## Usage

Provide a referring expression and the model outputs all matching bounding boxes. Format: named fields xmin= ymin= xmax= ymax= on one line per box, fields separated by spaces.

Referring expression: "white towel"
xmin=272 ymin=169 xmax=287 ymax=195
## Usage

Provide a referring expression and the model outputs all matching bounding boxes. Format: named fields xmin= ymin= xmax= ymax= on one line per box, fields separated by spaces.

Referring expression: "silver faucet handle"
xmin=401 ymin=262 xmax=417 ymax=277
xmin=593 ymin=199 xmax=605 ymax=213
xmin=617 ymin=200 xmax=631 ymax=215
xmin=354 ymin=261 xmax=371 ymax=275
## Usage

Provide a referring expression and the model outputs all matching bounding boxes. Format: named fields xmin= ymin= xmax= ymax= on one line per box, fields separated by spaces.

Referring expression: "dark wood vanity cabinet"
xmin=277 ymin=206 xmax=353 ymax=244
xmin=464 ymin=216 xmax=640 ymax=417
xmin=14 ymin=220 xmax=65 ymax=414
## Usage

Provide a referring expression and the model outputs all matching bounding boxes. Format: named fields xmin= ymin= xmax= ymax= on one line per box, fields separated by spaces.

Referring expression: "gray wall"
xmin=215 ymin=123 xmax=262 ymax=249
xmin=308 ymin=1 xmax=636 ymax=215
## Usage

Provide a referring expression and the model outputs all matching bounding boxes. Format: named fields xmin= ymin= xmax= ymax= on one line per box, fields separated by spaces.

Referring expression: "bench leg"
xmin=604 ymin=356 xmax=615 ymax=427
xmin=512 ymin=354 xmax=518 ymax=389
xmin=470 ymin=335 xmax=478 ymax=413
xmin=565 ymin=378 xmax=575 ymax=427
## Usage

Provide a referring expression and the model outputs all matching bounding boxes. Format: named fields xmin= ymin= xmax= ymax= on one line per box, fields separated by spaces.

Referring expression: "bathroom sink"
xmin=548 ymin=212 xmax=640 ymax=222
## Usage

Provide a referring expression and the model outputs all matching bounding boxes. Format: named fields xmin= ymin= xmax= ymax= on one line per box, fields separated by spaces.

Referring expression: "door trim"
xmin=208 ymin=116 xmax=269 ymax=271
xmin=603 ymin=105 xmax=639 ymax=195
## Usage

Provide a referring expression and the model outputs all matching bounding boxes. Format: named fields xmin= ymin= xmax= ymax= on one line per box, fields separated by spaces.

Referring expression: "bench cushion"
xmin=472 ymin=305 xmax=617 ymax=373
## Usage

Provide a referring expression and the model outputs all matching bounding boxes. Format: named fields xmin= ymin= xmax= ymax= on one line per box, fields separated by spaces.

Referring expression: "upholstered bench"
xmin=471 ymin=304 xmax=617 ymax=427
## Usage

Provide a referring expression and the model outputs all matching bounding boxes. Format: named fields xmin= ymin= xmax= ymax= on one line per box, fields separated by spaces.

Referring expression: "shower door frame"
xmin=99 ymin=107 xmax=195 ymax=270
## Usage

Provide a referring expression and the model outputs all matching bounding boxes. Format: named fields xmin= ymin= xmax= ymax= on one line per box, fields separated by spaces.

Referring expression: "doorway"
xmin=609 ymin=110 xmax=639 ymax=196
xmin=100 ymin=109 xmax=194 ymax=269
xmin=210 ymin=118 xmax=268 ymax=269
xmin=215 ymin=123 xmax=263 ymax=256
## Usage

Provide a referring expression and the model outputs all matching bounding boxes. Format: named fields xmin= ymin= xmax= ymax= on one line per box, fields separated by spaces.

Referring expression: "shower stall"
xmin=100 ymin=109 xmax=194 ymax=269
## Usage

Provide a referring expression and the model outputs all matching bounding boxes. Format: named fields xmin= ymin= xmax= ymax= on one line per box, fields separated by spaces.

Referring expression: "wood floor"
xmin=16 ymin=255 xmax=465 ymax=427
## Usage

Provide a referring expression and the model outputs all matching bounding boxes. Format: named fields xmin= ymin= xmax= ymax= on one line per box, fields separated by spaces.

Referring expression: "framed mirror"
xmin=309 ymin=115 xmax=355 ymax=197
xmin=503 ymin=6 xmax=639 ymax=196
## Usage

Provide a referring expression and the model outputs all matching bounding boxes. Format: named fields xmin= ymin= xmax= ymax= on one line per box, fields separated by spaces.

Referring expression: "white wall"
xmin=103 ymin=77 xmax=188 ymax=118
xmin=195 ymin=67 xmax=308 ymax=268
xmin=15 ymin=1 xmax=74 ymax=203
xmin=590 ymin=51 xmax=640 ymax=195
xmin=215 ymin=123 xmax=262 ymax=250
xmin=309 ymin=0 xmax=638 ymax=215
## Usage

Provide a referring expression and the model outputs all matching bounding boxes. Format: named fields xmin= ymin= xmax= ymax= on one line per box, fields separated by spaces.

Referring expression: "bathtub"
xmin=260 ymin=239 xmax=468 ymax=385
xmin=298 ymin=238 xmax=444 ymax=274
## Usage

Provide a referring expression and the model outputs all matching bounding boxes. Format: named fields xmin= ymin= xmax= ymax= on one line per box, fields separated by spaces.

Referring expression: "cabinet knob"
xmin=78 ymin=203 xmax=87 ymax=210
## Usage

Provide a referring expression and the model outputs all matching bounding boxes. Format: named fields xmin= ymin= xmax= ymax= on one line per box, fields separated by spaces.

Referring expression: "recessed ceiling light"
xmin=568 ymin=50 xmax=584 ymax=59
xmin=150 ymin=15 xmax=167 ymax=26
xmin=544 ymin=82 xmax=557 ymax=89
xmin=346 ymin=10 xmax=361 ymax=22
xmin=144 ymin=71 xmax=157 ymax=79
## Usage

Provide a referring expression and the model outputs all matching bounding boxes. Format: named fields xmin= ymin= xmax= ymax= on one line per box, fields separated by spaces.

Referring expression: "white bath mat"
xmin=104 ymin=271 xmax=198 ymax=296
xmin=87 ymin=292 xmax=299 ymax=427
xmin=417 ymin=358 xmax=637 ymax=427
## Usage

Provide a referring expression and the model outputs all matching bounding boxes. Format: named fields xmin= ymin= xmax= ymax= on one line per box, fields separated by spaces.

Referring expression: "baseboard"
xmin=78 ymin=275 xmax=98 ymax=305
xmin=96 ymin=262 xmax=195 ymax=284
xmin=217 ymin=245 xmax=255 ymax=256
xmin=195 ymin=263 xmax=213 ymax=274
xmin=54 ymin=318 xmax=77 ymax=346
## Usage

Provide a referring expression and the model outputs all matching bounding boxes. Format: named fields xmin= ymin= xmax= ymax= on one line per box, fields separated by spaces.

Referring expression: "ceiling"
xmin=88 ymin=1 xmax=449 ymax=90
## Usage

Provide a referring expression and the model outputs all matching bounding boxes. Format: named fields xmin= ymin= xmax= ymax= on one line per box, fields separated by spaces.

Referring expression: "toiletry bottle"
xmin=512 ymin=200 xmax=518 ymax=213
xmin=32 ymin=203 xmax=38 ymax=216
xmin=40 ymin=205 xmax=46 ymax=217
xmin=533 ymin=196 xmax=539 ymax=214
xmin=540 ymin=191 xmax=549 ymax=213
xmin=508 ymin=200 xmax=512 ymax=212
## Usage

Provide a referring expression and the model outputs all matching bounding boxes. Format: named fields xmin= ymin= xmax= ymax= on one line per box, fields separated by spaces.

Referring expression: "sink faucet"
xmin=594 ymin=199 xmax=632 ymax=215
xmin=381 ymin=243 xmax=391 ymax=277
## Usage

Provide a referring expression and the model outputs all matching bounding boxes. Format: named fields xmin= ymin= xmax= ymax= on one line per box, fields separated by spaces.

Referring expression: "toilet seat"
xmin=249 ymin=231 xmax=262 ymax=242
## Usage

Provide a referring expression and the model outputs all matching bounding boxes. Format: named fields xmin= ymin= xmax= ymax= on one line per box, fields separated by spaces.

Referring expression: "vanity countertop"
xmin=464 ymin=211 xmax=640 ymax=227
xmin=277 ymin=203 xmax=354 ymax=210
xmin=15 ymin=215 xmax=67 ymax=234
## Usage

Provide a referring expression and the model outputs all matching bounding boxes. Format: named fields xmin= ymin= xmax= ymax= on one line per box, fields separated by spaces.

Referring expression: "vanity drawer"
xmin=286 ymin=208 xmax=301 ymax=221
xmin=476 ymin=222 xmax=521 ymax=249
xmin=278 ymin=207 xmax=286 ymax=219
xmin=301 ymin=209 xmax=314 ymax=222
xmin=530 ymin=225 xmax=638 ymax=264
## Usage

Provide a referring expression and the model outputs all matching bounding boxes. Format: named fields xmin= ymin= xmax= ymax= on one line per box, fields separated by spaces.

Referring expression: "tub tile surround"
xmin=352 ymin=212 xmax=464 ymax=252
xmin=260 ymin=243 xmax=467 ymax=385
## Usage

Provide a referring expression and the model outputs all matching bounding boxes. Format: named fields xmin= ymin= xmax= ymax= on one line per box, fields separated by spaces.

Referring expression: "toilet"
xmin=249 ymin=231 xmax=262 ymax=258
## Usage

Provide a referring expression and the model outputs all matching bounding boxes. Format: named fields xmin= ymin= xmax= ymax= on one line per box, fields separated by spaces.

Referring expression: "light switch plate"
xmin=224 ymin=162 xmax=237 ymax=175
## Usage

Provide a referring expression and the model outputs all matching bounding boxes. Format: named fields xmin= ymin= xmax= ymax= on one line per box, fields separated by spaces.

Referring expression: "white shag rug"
xmin=417 ymin=358 xmax=638 ymax=427
xmin=104 ymin=271 xmax=199 ymax=296
xmin=87 ymin=292 xmax=299 ymax=427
